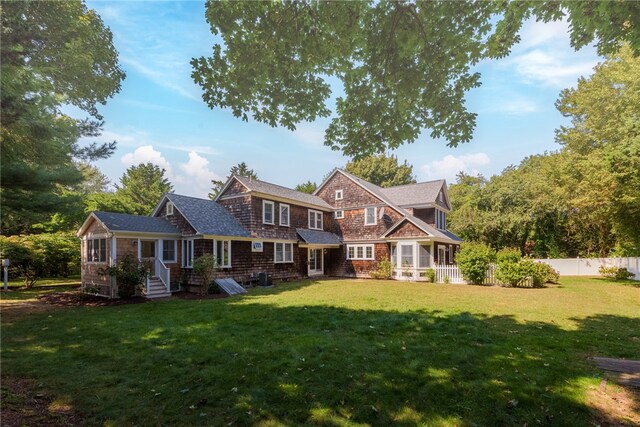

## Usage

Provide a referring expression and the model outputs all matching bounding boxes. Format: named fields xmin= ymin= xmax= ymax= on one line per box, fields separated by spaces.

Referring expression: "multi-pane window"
xmin=279 ymin=204 xmax=290 ymax=226
xmin=365 ymin=207 xmax=377 ymax=225
xmin=162 ymin=240 xmax=176 ymax=262
xmin=346 ymin=244 xmax=374 ymax=260
xmin=400 ymin=245 xmax=414 ymax=267
xmin=436 ymin=209 xmax=447 ymax=230
xmin=182 ymin=239 xmax=194 ymax=268
xmin=87 ymin=238 xmax=107 ymax=262
xmin=215 ymin=240 xmax=231 ymax=268
xmin=274 ymin=242 xmax=294 ymax=263
xmin=308 ymin=210 xmax=323 ymax=230
xmin=263 ymin=200 xmax=275 ymax=224
xmin=335 ymin=210 xmax=344 ymax=219
xmin=418 ymin=245 xmax=430 ymax=268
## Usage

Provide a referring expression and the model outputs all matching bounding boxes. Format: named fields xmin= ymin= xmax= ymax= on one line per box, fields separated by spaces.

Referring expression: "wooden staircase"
xmin=146 ymin=276 xmax=171 ymax=299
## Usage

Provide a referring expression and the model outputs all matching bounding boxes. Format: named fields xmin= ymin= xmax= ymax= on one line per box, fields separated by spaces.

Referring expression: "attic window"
xmin=166 ymin=202 xmax=174 ymax=215
xmin=438 ymin=191 xmax=444 ymax=202
xmin=335 ymin=189 xmax=343 ymax=200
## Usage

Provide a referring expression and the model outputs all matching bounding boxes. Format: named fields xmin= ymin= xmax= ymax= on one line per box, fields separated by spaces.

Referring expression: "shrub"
xmin=423 ymin=268 xmax=436 ymax=283
xmin=456 ymin=242 xmax=495 ymax=285
xmin=534 ymin=262 xmax=560 ymax=284
xmin=193 ymin=254 xmax=218 ymax=295
xmin=100 ymin=254 xmax=147 ymax=299
xmin=599 ymin=266 xmax=634 ymax=280
xmin=614 ymin=268 xmax=634 ymax=280
xmin=370 ymin=259 xmax=394 ymax=279
xmin=0 ymin=237 xmax=45 ymax=288
xmin=496 ymin=247 xmax=521 ymax=265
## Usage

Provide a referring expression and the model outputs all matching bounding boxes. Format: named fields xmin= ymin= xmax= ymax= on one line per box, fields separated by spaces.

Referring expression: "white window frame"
xmin=274 ymin=242 xmax=294 ymax=263
xmin=335 ymin=189 xmax=343 ymax=200
xmin=182 ymin=239 xmax=194 ymax=268
xmin=279 ymin=203 xmax=290 ymax=227
xmin=86 ymin=238 xmax=107 ymax=263
xmin=166 ymin=202 xmax=174 ymax=215
xmin=346 ymin=244 xmax=375 ymax=260
xmin=365 ymin=207 xmax=377 ymax=226
xmin=308 ymin=209 xmax=323 ymax=230
xmin=335 ymin=210 xmax=344 ymax=219
xmin=162 ymin=239 xmax=177 ymax=263
xmin=436 ymin=209 xmax=447 ymax=230
xmin=252 ymin=241 xmax=263 ymax=252
xmin=400 ymin=244 xmax=414 ymax=268
xmin=214 ymin=239 xmax=232 ymax=268
xmin=263 ymin=200 xmax=275 ymax=225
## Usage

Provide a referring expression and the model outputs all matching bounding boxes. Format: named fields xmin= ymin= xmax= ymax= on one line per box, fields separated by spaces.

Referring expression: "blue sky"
xmin=81 ymin=1 xmax=601 ymax=198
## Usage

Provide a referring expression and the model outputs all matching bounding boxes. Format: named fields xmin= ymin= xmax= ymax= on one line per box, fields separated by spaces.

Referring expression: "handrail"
xmin=155 ymin=257 xmax=171 ymax=293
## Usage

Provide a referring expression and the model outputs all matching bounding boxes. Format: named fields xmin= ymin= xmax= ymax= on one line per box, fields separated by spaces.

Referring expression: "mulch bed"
xmin=38 ymin=291 xmax=148 ymax=307
xmin=172 ymin=291 xmax=228 ymax=300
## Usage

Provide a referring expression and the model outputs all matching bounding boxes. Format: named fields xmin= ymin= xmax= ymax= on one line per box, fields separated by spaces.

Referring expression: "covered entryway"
xmin=296 ymin=228 xmax=342 ymax=278
xmin=308 ymin=248 xmax=323 ymax=276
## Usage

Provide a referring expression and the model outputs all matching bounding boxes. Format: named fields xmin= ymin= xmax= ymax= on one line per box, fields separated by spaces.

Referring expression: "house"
xmin=77 ymin=169 xmax=462 ymax=298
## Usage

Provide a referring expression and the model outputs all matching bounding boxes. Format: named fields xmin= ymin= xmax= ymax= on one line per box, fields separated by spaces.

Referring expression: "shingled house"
xmin=77 ymin=169 xmax=462 ymax=298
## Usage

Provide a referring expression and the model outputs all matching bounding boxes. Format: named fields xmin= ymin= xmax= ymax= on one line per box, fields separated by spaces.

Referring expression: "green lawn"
xmin=2 ymin=275 xmax=81 ymax=289
xmin=1 ymin=277 xmax=639 ymax=426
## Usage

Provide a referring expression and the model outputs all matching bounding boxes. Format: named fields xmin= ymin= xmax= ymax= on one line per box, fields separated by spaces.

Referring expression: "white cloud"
xmin=422 ymin=153 xmax=491 ymax=183
xmin=121 ymin=145 xmax=173 ymax=176
xmin=177 ymin=151 xmax=222 ymax=198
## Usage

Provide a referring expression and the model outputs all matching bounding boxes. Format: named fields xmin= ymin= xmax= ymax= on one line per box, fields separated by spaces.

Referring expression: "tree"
xmin=209 ymin=162 xmax=258 ymax=199
xmin=295 ymin=181 xmax=317 ymax=194
xmin=0 ymin=1 xmax=125 ymax=234
xmin=345 ymin=154 xmax=415 ymax=187
xmin=116 ymin=163 xmax=173 ymax=216
xmin=192 ymin=1 xmax=639 ymax=157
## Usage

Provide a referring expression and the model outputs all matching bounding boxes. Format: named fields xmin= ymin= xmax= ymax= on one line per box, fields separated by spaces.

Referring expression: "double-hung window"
xmin=436 ymin=209 xmax=447 ymax=230
xmin=346 ymin=244 xmax=375 ymax=260
xmin=274 ymin=242 xmax=294 ymax=263
xmin=263 ymin=200 xmax=275 ymax=225
xmin=162 ymin=240 xmax=177 ymax=263
xmin=182 ymin=239 xmax=194 ymax=268
xmin=86 ymin=238 xmax=107 ymax=262
xmin=365 ymin=207 xmax=377 ymax=225
xmin=400 ymin=245 xmax=414 ymax=267
xmin=335 ymin=210 xmax=344 ymax=219
xmin=279 ymin=203 xmax=290 ymax=226
xmin=215 ymin=240 xmax=231 ymax=268
xmin=308 ymin=210 xmax=323 ymax=230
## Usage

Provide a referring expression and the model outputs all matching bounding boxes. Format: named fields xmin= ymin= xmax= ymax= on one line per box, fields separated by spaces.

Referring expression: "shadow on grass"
xmin=1 ymin=297 xmax=639 ymax=425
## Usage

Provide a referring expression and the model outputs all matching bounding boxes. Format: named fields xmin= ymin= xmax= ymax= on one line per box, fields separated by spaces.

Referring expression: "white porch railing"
xmin=393 ymin=265 xmax=465 ymax=284
xmin=155 ymin=258 xmax=171 ymax=293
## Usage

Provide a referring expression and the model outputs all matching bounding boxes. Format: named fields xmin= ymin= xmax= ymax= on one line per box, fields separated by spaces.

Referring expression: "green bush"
xmin=100 ymin=254 xmax=147 ymax=299
xmin=193 ymin=254 xmax=218 ymax=295
xmin=424 ymin=268 xmax=436 ymax=283
xmin=599 ymin=265 xmax=634 ymax=280
xmin=496 ymin=247 xmax=521 ymax=265
xmin=534 ymin=262 xmax=560 ymax=284
xmin=0 ymin=237 xmax=45 ymax=287
xmin=370 ymin=259 xmax=394 ymax=279
xmin=456 ymin=242 xmax=495 ymax=285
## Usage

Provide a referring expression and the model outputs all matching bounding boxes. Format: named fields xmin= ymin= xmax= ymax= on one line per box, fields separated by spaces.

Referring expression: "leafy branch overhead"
xmin=191 ymin=1 xmax=640 ymax=157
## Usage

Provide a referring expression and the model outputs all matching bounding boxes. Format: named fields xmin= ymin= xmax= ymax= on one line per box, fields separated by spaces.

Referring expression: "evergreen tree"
xmin=116 ymin=163 xmax=173 ymax=216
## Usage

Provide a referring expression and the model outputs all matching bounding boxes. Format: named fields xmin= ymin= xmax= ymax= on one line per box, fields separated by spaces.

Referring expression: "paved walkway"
xmin=593 ymin=357 xmax=640 ymax=387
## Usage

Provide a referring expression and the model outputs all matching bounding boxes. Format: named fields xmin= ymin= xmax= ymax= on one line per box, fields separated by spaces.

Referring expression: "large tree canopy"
xmin=116 ymin=163 xmax=174 ymax=216
xmin=345 ymin=154 xmax=416 ymax=188
xmin=192 ymin=1 xmax=639 ymax=157
xmin=209 ymin=162 xmax=258 ymax=199
xmin=1 ymin=0 xmax=125 ymax=234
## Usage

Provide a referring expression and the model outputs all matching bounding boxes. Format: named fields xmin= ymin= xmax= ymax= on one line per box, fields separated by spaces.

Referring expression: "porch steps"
xmin=146 ymin=277 xmax=172 ymax=299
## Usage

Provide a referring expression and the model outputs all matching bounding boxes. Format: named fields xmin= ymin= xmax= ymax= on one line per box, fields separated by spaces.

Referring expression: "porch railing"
xmin=155 ymin=258 xmax=171 ymax=293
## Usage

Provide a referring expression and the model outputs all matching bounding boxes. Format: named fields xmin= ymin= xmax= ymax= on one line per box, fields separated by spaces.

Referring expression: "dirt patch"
xmin=588 ymin=382 xmax=640 ymax=426
xmin=0 ymin=376 xmax=84 ymax=427
xmin=38 ymin=291 xmax=147 ymax=307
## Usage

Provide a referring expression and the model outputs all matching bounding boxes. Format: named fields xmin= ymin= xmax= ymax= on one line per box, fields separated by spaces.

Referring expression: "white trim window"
xmin=214 ymin=240 xmax=231 ymax=268
xmin=436 ymin=209 xmax=447 ymax=230
xmin=365 ymin=207 xmax=377 ymax=225
xmin=346 ymin=244 xmax=375 ymax=260
xmin=86 ymin=238 xmax=107 ymax=263
xmin=263 ymin=200 xmax=275 ymax=225
xmin=166 ymin=202 xmax=174 ymax=215
xmin=182 ymin=239 xmax=194 ymax=268
xmin=274 ymin=242 xmax=294 ymax=263
xmin=308 ymin=209 xmax=323 ymax=230
xmin=400 ymin=244 xmax=414 ymax=267
xmin=162 ymin=240 xmax=177 ymax=263
xmin=335 ymin=210 xmax=344 ymax=219
xmin=335 ymin=189 xmax=343 ymax=200
xmin=279 ymin=203 xmax=290 ymax=227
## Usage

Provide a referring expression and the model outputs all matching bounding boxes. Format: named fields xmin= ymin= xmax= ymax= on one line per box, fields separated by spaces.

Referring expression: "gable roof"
xmin=380 ymin=180 xmax=449 ymax=209
xmin=78 ymin=211 xmax=180 ymax=236
xmin=218 ymin=175 xmax=332 ymax=210
xmin=296 ymin=228 xmax=342 ymax=246
xmin=164 ymin=193 xmax=250 ymax=238
xmin=382 ymin=215 xmax=463 ymax=242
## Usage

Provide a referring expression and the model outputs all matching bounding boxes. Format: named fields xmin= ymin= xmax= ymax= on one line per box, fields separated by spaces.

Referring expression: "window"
xmin=252 ymin=241 xmax=263 ymax=252
xmin=346 ymin=244 xmax=374 ymax=260
xmin=449 ymin=245 xmax=454 ymax=264
xmin=263 ymin=200 xmax=275 ymax=225
xmin=400 ymin=245 xmax=414 ymax=267
xmin=308 ymin=210 xmax=323 ymax=230
xmin=436 ymin=209 xmax=447 ymax=230
xmin=335 ymin=210 xmax=344 ymax=219
xmin=86 ymin=238 xmax=106 ymax=262
xmin=215 ymin=240 xmax=231 ymax=268
xmin=182 ymin=239 xmax=194 ymax=268
xmin=419 ymin=245 xmax=430 ymax=268
xmin=335 ymin=189 xmax=343 ymax=200
xmin=162 ymin=240 xmax=177 ymax=263
xmin=279 ymin=204 xmax=290 ymax=226
xmin=166 ymin=202 xmax=174 ymax=215
xmin=274 ymin=242 xmax=293 ymax=263
xmin=365 ymin=207 xmax=377 ymax=225
xmin=391 ymin=245 xmax=397 ymax=267
xmin=439 ymin=191 xmax=444 ymax=202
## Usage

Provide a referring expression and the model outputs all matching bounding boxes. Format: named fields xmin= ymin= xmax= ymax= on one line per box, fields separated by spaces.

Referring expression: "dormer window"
xmin=436 ymin=209 xmax=447 ymax=230
xmin=166 ymin=202 xmax=174 ymax=215
xmin=335 ymin=189 xmax=343 ymax=200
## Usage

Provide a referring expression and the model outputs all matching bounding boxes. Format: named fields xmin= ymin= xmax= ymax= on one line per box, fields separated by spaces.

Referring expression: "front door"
xmin=308 ymin=248 xmax=323 ymax=276
xmin=140 ymin=240 xmax=157 ymax=275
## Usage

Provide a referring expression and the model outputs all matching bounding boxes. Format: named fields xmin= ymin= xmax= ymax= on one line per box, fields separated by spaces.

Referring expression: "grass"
xmin=2 ymin=275 xmax=81 ymax=289
xmin=1 ymin=277 xmax=639 ymax=426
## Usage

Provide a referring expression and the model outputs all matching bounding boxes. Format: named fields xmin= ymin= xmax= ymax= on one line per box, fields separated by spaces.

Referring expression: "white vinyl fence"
xmin=534 ymin=257 xmax=639 ymax=279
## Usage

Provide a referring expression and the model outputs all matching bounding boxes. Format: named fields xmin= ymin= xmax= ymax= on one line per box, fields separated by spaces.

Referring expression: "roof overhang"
xmin=77 ymin=212 xmax=106 ymax=237
xmin=250 ymin=191 xmax=333 ymax=212
xmin=381 ymin=217 xmax=433 ymax=239
xmin=298 ymin=243 xmax=341 ymax=249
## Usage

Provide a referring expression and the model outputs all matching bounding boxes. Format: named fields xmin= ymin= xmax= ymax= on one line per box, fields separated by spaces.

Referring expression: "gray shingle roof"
xmin=384 ymin=215 xmax=463 ymax=242
xmin=93 ymin=212 xmax=180 ymax=234
xmin=234 ymin=175 xmax=332 ymax=209
xmin=296 ymin=228 xmax=342 ymax=246
xmin=166 ymin=193 xmax=250 ymax=237
xmin=380 ymin=180 xmax=445 ymax=206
